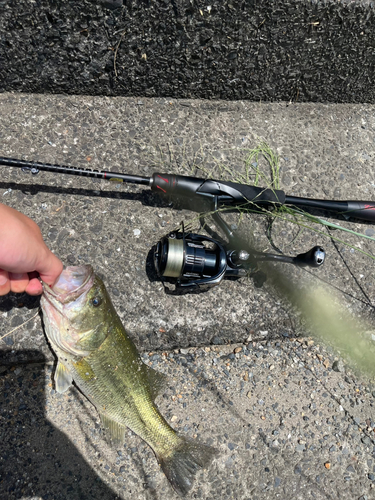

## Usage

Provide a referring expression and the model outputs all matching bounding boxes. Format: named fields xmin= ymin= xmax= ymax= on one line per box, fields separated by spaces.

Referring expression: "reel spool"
xmin=154 ymin=232 xmax=228 ymax=290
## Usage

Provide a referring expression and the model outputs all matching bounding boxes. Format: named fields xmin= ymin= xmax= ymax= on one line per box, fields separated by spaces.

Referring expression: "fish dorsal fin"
xmin=54 ymin=361 xmax=73 ymax=394
xmin=100 ymin=414 xmax=126 ymax=446
xmin=146 ymin=365 xmax=169 ymax=400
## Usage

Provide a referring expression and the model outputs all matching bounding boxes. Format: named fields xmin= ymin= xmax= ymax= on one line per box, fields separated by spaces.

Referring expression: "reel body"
xmin=154 ymin=227 xmax=325 ymax=291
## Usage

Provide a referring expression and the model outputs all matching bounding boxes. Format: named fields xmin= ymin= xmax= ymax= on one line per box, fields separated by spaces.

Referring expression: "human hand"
xmin=0 ymin=203 xmax=63 ymax=296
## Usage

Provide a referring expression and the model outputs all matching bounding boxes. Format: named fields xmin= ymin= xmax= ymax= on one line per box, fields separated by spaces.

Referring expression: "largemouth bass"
xmin=40 ymin=265 xmax=216 ymax=496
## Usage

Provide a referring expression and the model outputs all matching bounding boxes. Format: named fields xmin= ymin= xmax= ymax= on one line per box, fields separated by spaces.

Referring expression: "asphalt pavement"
xmin=1 ymin=93 xmax=375 ymax=499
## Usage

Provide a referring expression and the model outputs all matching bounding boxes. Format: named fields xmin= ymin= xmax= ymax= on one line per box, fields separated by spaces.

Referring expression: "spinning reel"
xmin=154 ymin=215 xmax=325 ymax=291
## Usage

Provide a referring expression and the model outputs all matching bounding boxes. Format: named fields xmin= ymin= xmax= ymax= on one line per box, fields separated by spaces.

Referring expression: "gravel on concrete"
xmin=1 ymin=340 xmax=375 ymax=499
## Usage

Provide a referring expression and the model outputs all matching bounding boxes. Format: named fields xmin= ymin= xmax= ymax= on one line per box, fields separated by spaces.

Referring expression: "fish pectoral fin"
xmin=146 ymin=365 xmax=169 ymax=400
xmin=100 ymin=413 xmax=126 ymax=446
xmin=54 ymin=361 xmax=73 ymax=394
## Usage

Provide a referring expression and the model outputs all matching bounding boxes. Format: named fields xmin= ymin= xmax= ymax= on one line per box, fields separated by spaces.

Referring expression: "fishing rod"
xmin=0 ymin=156 xmax=373 ymax=291
xmin=1 ymin=156 xmax=375 ymax=221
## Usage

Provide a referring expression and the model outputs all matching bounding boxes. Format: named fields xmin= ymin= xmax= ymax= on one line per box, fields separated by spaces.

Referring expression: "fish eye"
xmin=91 ymin=297 xmax=102 ymax=307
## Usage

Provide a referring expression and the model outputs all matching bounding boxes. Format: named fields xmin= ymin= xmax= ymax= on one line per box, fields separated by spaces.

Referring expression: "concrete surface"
xmin=0 ymin=0 xmax=374 ymax=103
xmin=1 ymin=342 xmax=375 ymax=500
xmin=0 ymin=93 xmax=375 ymax=499
xmin=1 ymin=93 xmax=375 ymax=358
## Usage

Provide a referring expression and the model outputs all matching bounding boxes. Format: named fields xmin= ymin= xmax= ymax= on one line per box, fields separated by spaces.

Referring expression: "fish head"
xmin=41 ymin=265 xmax=113 ymax=356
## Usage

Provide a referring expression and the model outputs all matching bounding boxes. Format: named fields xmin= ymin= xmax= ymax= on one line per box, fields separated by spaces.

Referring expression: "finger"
xmin=9 ymin=272 xmax=30 ymax=294
xmin=25 ymin=272 xmax=43 ymax=295
xmin=36 ymin=249 xmax=63 ymax=287
xmin=0 ymin=269 xmax=10 ymax=296
xmin=25 ymin=275 xmax=43 ymax=296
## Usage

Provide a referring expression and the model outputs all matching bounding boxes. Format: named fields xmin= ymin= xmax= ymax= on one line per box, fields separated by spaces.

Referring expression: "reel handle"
xmin=294 ymin=246 xmax=325 ymax=268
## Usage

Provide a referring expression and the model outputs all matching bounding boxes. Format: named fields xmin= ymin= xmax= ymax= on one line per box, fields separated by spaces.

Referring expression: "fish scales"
xmin=41 ymin=265 xmax=216 ymax=496
xmin=70 ymin=323 xmax=179 ymax=454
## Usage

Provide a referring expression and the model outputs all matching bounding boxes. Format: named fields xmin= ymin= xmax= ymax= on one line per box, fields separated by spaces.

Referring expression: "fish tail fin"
xmin=159 ymin=438 xmax=217 ymax=496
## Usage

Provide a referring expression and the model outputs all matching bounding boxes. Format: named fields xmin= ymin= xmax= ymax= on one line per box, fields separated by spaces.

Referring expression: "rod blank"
xmin=0 ymin=157 xmax=151 ymax=185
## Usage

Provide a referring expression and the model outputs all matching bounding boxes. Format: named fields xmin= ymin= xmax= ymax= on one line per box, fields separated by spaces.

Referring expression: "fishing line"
xmin=0 ymin=308 xmax=40 ymax=342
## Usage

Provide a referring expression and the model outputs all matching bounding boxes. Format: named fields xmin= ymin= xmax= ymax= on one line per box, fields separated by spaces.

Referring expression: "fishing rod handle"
xmin=346 ymin=201 xmax=375 ymax=222
xmin=150 ymin=173 xmax=285 ymax=205
xmin=285 ymin=195 xmax=375 ymax=223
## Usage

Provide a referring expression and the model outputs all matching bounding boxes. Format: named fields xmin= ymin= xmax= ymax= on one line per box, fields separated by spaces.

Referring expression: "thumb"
xmin=35 ymin=248 xmax=64 ymax=287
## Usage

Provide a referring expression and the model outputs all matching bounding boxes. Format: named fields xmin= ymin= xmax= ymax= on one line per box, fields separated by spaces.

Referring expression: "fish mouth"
xmin=43 ymin=265 xmax=95 ymax=306
xmin=41 ymin=265 xmax=96 ymax=357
